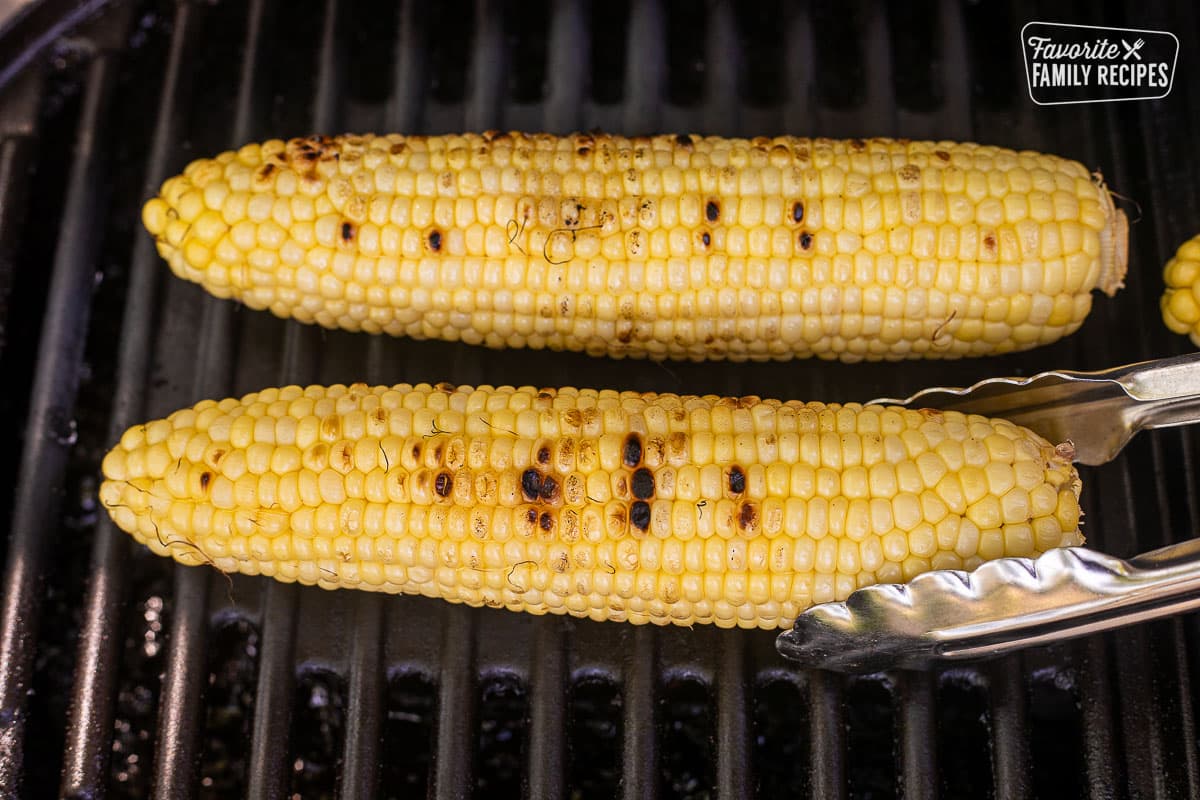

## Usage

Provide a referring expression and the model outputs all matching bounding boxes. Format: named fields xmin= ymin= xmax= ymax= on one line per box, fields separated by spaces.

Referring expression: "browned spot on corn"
xmin=738 ymin=502 xmax=758 ymax=530
xmin=630 ymin=500 xmax=651 ymax=532
xmin=623 ymin=434 xmax=642 ymax=468
xmin=521 ymin=469 xmax=542 ymax=501
xmin=631 ymin=468 xmax=655 ymax=500
xmin=728 ymin=466 xmax=746 ymax=494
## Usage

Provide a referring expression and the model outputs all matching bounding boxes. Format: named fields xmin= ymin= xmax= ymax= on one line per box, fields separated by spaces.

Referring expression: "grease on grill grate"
xmin=658 ymin=675 xmax=716 ymax=799
xmin=345 ymin=0 xmax=401 ymax=105
xmin=288 ymin=668 xmax=347 ymax=800
xmin=959 ymin=0 xmax=1020 ymax=109
xmin=198 ymin=616 xmax=259 ymax=798
xmin=476 ymin=672 xmax=531 ymax=797
xmin=936 ymin=673 xmax=993 ymax=798
xmin=381 ymin=671 xmax=436 ymax=798
xmin=428 ymin=0 xmax=474 ymax=104
xmin=568 ymin=674 xmax=623 ymax=799
xmin=503 ymin=0 xmax=550 ymax=103
xmin=108 ymin=575 xmax=171 ymax=799
xmin=753 ymin=677 xmax=810 ymax=797
xmin=664 ymin=0 xmax=707 ymax=107
xmin=812 ymin=0 xmax=868 ymax=110
xmin=887 ymin=0 xmax=943 ymax=111
xmin=733 ymin=0 xmax=786 ymax=108
xmin=588 ymin=0 xmax=629 ymax=105
xmin=1029 ymin=667 xmax=1086 ymax=799
xmin=846 ymin=676 xmax=898 ymax=800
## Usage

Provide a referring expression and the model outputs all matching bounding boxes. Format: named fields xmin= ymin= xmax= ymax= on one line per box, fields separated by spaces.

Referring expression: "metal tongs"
xmin=776 ymin=352 xmax=1200 ymax=673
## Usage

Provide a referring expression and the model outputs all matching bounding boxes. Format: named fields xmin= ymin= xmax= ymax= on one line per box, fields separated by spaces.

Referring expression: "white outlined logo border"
xmin=1020 ymin=20 xmax=1179 ymax=106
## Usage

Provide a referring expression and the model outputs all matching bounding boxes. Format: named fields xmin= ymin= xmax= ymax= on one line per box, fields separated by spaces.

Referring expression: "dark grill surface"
xmin=0 ymin=1 xmax=1199 ymax=798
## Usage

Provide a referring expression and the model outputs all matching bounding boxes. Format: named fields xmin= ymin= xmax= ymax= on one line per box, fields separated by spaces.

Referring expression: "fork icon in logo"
xmin=1122 ymin=38 xmax=1145 ymax=60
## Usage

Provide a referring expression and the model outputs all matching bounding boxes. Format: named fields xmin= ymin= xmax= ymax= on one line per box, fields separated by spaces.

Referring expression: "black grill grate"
xmin=0 ymin=1 xmax=1198 ymax=798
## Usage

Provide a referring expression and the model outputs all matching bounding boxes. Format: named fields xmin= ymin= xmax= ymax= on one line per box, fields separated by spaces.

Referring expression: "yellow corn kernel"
xmin=1161 ymin=233 xmax=1200 ymax=346
xmin=99 ymin=384 xmax=1084 ymax=630
xmin=144 ymin=134 xmax=1127 ymax=363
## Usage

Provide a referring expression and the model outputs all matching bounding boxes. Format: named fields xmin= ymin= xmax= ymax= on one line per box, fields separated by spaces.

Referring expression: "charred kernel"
xmin=630 ymin=500 xmax=651 ymax=531
xmin=622 ymin=434 xmax=643 ymax=468
xmin=701 ymin=231 xmax=711 ymax=247
xmin=540 ymin=474 xmax=560 ymax=501
xmin=728 ymin=466 xmax=746 ymax=494
xmin=631 ymin=468 xmax=655 ymax=500
xmin=792 ymin=201 xmax=804 ymax=223
xmin=798 ymin=231 xmax=813 ymax=250
xmin=705 ymin=200 xmax=720 ymax=222
xmin=428 ymin=229 xmax=442 ymax=251
xmin=200 ymin=471 xmax=212 ymax=491
xmin=434 ymin=472 xmax=453 ymax=497
xmin=539 ymin=511 xmax=554 ymax=531
xmin=341 ymin=221 xmax=355 ymax=242
xmin=935 ymin=149 xmax=951 ymax=161
xmin=675 ymin=133 xmax=692 ymax=146
xmin=537 ymin=446 xmax=551 ymax=464
xmin=521 ymin=468 xmax=543 ymax=501
xmin=739 ymin=503 xmax=757 ymax=529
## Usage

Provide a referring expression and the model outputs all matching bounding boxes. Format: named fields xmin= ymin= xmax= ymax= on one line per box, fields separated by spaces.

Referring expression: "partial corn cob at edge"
xmin=99 ymin=383 xmax=1084 ymax=629
xmin=143 ymin=133 xmax=1127 ymax=362
xmin=1160 ymin=233 xmax=1200 ymax=347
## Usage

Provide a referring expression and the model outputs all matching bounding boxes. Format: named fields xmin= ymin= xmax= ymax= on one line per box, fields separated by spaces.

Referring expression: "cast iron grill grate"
xmin=0 ymin=1 xmax=1198 ymax=798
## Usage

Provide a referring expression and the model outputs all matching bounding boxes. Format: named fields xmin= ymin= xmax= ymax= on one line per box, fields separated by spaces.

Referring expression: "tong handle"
xmin=1116 ymin=351 xmax=1200 ymax=401
xmin=1116 ymin=353 xmax=1200 ymax=434
xmin=937 ymin=541 xmax=1200 ymax=662
xmin=776 ymin=536 xmax=1200 ymax=672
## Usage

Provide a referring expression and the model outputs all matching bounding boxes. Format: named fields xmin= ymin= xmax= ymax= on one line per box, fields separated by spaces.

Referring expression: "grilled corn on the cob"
xmin=99 ymin=383 xmax=1083 ymax=629
xmin=143 ymin=133 xmax=1127 ymax=362
xmin=1160 ymin=233 xmax=1200 ymax=347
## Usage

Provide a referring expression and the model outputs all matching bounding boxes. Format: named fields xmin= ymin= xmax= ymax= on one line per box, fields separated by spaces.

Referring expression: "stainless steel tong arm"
xmin=778 ymin=352 xmax=1200 ymax=672
xmin=871 ymin=351 xmax=1200 ymax=465
xmin=776 ymin=538 xmax=1200 ymax=673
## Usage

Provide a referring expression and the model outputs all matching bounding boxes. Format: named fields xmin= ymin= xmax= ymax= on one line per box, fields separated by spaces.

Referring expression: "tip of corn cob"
xmin=1160 ymin=233 xmax=1200 ymax=346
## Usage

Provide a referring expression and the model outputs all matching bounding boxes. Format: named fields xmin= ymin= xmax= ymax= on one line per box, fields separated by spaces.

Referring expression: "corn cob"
xmin=1160 ymin=233 xmax=1200 ymax=347
xmin=142 ymin=133 xmax=1127 ymax=362
xmin=99 ymin=383 xmax=1083 ymax=629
